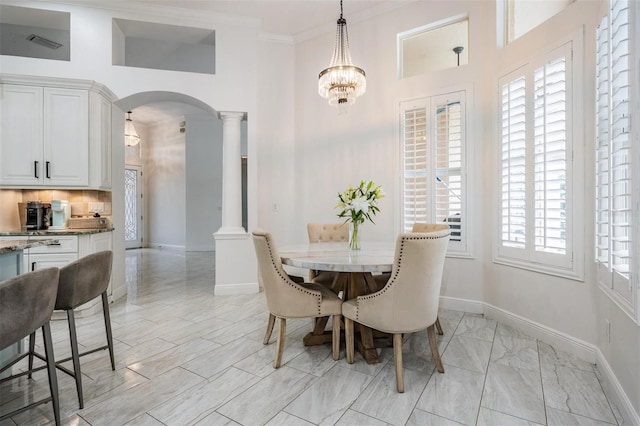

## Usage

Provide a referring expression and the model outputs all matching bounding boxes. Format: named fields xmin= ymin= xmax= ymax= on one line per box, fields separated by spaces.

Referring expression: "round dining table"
xmin=279 ymin=241 xmax=396 ymax=364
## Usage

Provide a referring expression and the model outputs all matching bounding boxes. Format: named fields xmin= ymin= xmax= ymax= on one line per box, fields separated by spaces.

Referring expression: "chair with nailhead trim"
xmin=343 ymin=226 xmax=450 ymax=392
xmin=306 ymin=223 xmax=349 ymax=287
xmin=374 ymin=223 xmax=446 ymax=335
xmin=252 ymin=229 xmax=343 ymax=367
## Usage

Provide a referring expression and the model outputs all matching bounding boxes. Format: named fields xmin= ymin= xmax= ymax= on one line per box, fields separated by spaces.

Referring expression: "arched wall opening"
xmin=113 ymin=91 xmax=247 ymax=255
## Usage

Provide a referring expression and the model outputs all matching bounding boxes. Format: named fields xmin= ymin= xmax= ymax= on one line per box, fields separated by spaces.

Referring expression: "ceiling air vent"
xmin=26 ymin=34 xmax=63 ymax=50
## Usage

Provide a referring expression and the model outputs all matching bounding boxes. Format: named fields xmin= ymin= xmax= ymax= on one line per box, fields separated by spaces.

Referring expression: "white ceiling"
xmin=120 ymin=0 xmax=413 ymax=38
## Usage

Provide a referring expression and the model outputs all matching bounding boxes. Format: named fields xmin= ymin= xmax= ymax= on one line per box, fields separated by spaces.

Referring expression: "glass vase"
xmin=349 ymin=222 xmax=361 ymax=250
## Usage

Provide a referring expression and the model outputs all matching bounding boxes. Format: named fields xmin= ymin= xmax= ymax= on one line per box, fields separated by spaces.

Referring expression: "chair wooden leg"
xmin=393 ymin=333 xmax=405 ymax=393
xmin=345 ymin=317 xmax=355 ymax=364
xmin=101 ymin=292 xmax=116 ymax=370
xmin=332 ymin=315 xmax=340 ymax=360
xmin=435 ymin=317 xmax=444 ymax=335
xmin=42 ymin=323 xmax=61 ymax=426
xmin=27 ymin=332 xmax=36 ymax=379
xmin=263 ymin=313 xmax=275 ymax=345
xmin=428 ymin=325 xmax=445 ymax=373
xmin=274 ymin=317 xmax=286 ymax=368
xmin=67 ymin=310 xmax=84 ymax=409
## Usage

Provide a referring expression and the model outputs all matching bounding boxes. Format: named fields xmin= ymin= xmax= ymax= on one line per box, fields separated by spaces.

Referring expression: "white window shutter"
xmin=533 ymin=56 xmax=567 ymax=255
xmin=401 ymin=91 xmax=467 ymax=255
xmin=500 ymin=74 xmax=527 ymax=250
xmin=595 ymin=0 xmax=632 ymax=309
xmin=402 ymin=103 xmax=429 ymax=232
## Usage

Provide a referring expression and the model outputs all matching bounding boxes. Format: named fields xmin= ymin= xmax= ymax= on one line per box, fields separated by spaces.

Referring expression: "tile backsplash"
xmin=0 ymin=189 xmax=112 ymax=230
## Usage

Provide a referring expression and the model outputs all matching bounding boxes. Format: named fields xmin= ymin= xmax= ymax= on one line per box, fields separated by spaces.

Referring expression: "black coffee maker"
xmin=25 ymin=201 xmax=51 ymax=230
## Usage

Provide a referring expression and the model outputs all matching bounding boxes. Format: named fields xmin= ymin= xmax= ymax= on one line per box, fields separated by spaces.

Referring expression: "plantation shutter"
xmin=533 ymin=56 xmax=567 ymax=255
xmin=401 ymin=91 xmax=467 ymax=254
xmin=434 ymin=100 xmax=463 ymax=241
xmin=596 ymin=16 xmax=611 ymax=272
xmin=500 ymin=72 xmax=527 ymax=249
xmin=402 ymin=102 xmax=428 ymax=231
xmin=596 ymin=0 xmax=632 ymax=302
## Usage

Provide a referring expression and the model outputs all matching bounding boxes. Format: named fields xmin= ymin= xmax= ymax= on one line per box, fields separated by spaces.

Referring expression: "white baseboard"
xmin=186 ymin=245 xmax=214 ymax=252
xmin=147 ymin=243 xmax=185 ymax=251
xmin=440 ymin=296 xmax=484 ymax=314
xmin=595 ymin=348 xmax=640 ymax=425
xmin=214 ymin=281 xmax=259 ymax=295
xmin=440 ymin=296 xmax=639 ymax=424
xmin=482 ymin=303 xmax=596 ymax=363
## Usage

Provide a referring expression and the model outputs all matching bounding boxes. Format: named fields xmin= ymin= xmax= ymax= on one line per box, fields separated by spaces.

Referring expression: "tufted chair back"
xmin=307 ymin=223 xmax=348 ymax=243
xmin=252 ymin=229 xmax=341 ymax=318
xmin=343 ymin=227 xmax=450 ymax=333
xmin=412 ymin=222 xmax=449 ymax=233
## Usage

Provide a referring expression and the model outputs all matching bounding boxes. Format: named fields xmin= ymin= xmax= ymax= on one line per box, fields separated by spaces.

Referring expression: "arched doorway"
xmin=114 ymin=92 xmax=224 ymax=252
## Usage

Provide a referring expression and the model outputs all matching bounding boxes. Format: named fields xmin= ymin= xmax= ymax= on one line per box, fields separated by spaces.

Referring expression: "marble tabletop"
xmin=279 ymin=242 xmax=395 ymax=273
xmin=0 ymin=239 xmax=60 ymax=254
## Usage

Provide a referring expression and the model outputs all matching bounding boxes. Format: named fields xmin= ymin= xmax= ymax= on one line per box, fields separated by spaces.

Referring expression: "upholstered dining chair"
xmin=30 ymin=250 xmax=115 ymax=409
xmin=0 ymin=267 xmax=61 ymax=426
xmin=343 ymin=227 xmax=450 ymax=392
xmin=374 ymin=222 xmax=447 ymax=335
xmin=307 ymin=222 xmax=349 ymax=287
xmin=252 ymin=229 xmax=343 ymax=367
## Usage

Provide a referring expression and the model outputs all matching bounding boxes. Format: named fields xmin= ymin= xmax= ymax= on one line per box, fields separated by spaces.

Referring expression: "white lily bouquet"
xmin=336 ymin=180 xmax=384 ymax=250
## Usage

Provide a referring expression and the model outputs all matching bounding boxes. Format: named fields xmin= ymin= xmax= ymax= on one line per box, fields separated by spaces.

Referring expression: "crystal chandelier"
xmin=124 ymin=111 xmax=140 ymax=147
xmin=318 ymin=0 xmax=366 ymax=112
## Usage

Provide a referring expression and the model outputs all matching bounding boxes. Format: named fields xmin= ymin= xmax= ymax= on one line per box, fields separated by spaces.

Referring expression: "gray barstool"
xmin=0 ymin=268 xmax=61 ymax=426
xmin=30 ymin=250 xmax=115 ymax=409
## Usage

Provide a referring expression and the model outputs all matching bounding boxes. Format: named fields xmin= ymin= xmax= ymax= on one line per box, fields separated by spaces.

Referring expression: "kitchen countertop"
xmin=0 ymin=239 xmax=60 ymax=254
xmin=0 ymin=228 xmax=114 ymax=237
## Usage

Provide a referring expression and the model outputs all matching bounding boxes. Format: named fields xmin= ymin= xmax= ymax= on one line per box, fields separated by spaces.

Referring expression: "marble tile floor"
xmin=0 ymin=249 xmax=624 ymax=426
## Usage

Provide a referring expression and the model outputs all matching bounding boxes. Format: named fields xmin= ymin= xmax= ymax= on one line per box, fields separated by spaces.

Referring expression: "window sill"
xmin=493 ymin=255 xmax=584 ymax=282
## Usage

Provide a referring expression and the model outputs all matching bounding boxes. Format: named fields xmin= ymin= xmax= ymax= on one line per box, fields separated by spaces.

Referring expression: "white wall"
xmin=145 ymin=119 xmax=186 ymax=249
xmin=255 ymin=37 xmax=297 ymax=245
xmin=289 ymin=0 xmax=638 ymax=420
xmin=185 ymin=114 xmax=223 ymax=251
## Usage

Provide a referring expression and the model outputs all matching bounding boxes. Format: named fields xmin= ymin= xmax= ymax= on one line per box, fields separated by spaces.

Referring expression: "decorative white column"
xmin=218 ymin=111 xmax=245 ymax=233
xmin=213 ymin=111 xmax=258 ymax=295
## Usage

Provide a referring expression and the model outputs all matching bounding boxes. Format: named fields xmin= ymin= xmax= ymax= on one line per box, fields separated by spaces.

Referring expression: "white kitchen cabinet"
xmin=89 ymin=92 xmax=112 ymax=189
xmin=0 ymin=85 xmax=88 ymax=186
xmin=0 ymin=75 xmax=115 ymax=189
xmin=0 ymin=85 xmax=44 ymax=185
xmin=0 ymin=231 xmax=114 ymax=316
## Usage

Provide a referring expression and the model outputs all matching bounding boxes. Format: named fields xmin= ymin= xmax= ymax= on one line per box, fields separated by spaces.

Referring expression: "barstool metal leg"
xmin=101 ymin=292 xmax=115 ymax=370
xmin=27 ymin=332 xmax=36 ymax=379
xmin=66 ymin=309 xmax=84 ymax=409
xmin=42 ymin=322 xmax=61 ymax=426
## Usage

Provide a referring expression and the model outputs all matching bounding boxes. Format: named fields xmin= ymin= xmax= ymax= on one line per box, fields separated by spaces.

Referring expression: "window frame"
xmin=399 ymin=89 xmax=471 ymax=258
xmin=595 ymin=0 xmax=639 ymax=322
xmin=494 ymin=37 xmax=584 ymax=281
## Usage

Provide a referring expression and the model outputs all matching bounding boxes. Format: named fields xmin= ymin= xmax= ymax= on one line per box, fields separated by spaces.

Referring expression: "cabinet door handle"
xmin=34 ymin=161 xmax=39 ymax=179
xmin=31 ymin=261 xmax=36 ymax=271
xmin=49 ymin=242 xmax=61 ymax=246
xmin=46 ymin=161 xmax=51 ymax=179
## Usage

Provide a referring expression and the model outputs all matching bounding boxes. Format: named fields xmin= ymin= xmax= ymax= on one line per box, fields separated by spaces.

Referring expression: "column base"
xmin=213 ymin=231 xmax=258 ymax=295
